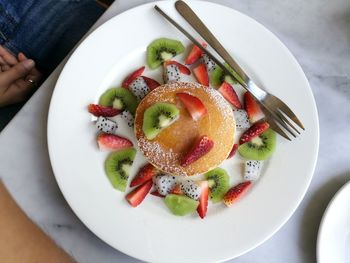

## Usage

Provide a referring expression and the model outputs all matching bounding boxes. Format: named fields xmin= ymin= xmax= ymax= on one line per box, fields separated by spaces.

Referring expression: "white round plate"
xmin=48 ymin=1 xmax=319 ymax=262
xmin=317 ymin=181 xmax=350 ymax=263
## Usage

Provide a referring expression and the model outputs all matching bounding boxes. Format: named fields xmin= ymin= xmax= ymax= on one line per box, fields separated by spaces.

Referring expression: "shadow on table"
xmin=299 ymin=171 xmax=350 ymax=262
xmin=0 ymin=102 xmax=25 ymax=131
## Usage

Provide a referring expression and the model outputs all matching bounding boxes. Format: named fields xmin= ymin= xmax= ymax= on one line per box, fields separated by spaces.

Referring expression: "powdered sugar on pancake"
xmin=135 ymin=82 xmax=235 ymax=176
xmin=137 ymin=138 xmax=194 ymax=176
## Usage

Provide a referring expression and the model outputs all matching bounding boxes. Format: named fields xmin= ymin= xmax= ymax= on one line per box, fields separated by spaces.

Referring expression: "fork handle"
xmin=175 ymin=1 xmax=247 ymax=80
xmin=175 ymin=1 xmax=266 ymax=99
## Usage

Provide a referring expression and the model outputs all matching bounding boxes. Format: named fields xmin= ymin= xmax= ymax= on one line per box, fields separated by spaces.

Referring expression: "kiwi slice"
xmin=238 ymin=128 xmax=276 ymax=160
xmin=147 ymin=38 xmax=185 ymax=69
xmin=164 ymin=194 xmax=199 ymax=216
xmin=99 ymin=88 xmax=138 ymax=115
xmin=105 ymin=148 xmax=136 ymax=192
xmin=204 ymin=168 xmax=230 ymax=203
xmin=210 ymin=62 xmax=242 ymax=87
xmin=99 ymin=88 xmax=116 ymax=107
xmin=142 ymin=102 xmax=179 ymax=140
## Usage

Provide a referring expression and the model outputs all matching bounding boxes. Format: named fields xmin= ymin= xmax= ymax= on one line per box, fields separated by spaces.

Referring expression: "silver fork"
xmin=154 ymin=1 xmax=305 ymax=140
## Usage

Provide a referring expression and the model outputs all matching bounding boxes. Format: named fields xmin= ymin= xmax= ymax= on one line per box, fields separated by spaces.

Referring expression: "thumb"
xmin=0 ymin=59 xmax=35 ymax=85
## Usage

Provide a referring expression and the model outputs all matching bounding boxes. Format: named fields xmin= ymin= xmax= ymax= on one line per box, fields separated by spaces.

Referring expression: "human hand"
xmin=0 ymin=46 xmax=42 ymax=107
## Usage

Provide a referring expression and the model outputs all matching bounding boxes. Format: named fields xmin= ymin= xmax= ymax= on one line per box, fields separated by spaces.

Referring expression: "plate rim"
xmin=47 ymin=1 xmax=320 ymax=262
xmin=316 ymin=180 xmax=350 ymax=262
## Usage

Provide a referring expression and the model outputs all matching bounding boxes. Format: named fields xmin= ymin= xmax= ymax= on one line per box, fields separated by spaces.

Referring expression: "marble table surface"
xmin=1 ymin=0 xmax=350 ymax=262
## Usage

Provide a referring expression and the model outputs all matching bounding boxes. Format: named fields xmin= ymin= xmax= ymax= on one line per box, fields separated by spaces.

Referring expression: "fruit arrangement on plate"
xmin=87 ymin=38 xmax=276 ymax=218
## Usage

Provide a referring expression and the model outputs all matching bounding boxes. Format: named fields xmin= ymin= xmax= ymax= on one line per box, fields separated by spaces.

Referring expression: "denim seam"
xmin=3 ymin=41 xmax=19 ymax=56
xmin=0 ymin=4 xmax=19 ymax=24
xmin=0 ymin=30 xmax=7 ymax=41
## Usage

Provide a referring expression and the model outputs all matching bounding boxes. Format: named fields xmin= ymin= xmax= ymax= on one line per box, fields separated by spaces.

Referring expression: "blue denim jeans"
xmin=0 ymin=0 xmax=104 ymax=74
xmin=0 ymin=0 xmax=104 ymax=130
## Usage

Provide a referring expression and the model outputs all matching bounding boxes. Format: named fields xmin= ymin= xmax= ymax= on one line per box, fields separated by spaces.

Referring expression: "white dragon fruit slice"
xmin=180 ymin=180 xmax=201 ymax=201
xmin=244 ymin=160 xmax=263 ymax=181
xmin=154 ymin=174 xmax=176 ymax=196
xmin=163 ymin=64 xmax=181 ymax=83
xmin=121 ymin=110 xmax=134 ymax=128
xmin=129 ymin=76 xmax=150 ymax=101
xmin=201 ymin=54 xmax=216 ymax=72
xmin=233 ymin=109 xmax=250 ymax=130
xmin=95 ymin=116 xmax=117 ymax=133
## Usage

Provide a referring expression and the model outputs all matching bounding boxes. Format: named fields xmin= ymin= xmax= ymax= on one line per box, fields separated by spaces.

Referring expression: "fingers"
xmin=0 ymin=65 xmax=10 ymax=72
xmin=0 ymin=59 xmax=35 ymax=86
xmin=14 ymin=74 xmax=41 ymax=91
xmin=18 ymin=52 xmax=27 ymax=61
xmin=0 ymin=83 xmax=28 ymax=107
xmin=0 ymin=71 xmax=39 ymax=107
xmin=18 ymin=52 xmax=43 ymax=82
xmin=0 ymin=56 xmax=6 ymax=66
xmin=0 ymin=56 xmax=10 ymax=72
xmin=14 ymin=79 xmax=35 ymax=93
xmin=0 ymin=46 xmax=18 ymax=66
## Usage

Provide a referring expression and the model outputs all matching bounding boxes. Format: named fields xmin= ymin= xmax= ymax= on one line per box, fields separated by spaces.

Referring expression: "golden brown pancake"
xmin=134 ymin=82 xmax=235 ymax=176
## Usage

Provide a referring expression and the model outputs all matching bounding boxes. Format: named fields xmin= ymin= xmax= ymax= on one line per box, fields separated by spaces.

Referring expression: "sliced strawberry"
xmin=130 ymin=163 xmax=157 ymax=187
xmin=218 ymin=82 xmax=242 ymax=109
xmin=97 ymin=133 xmax=133 ymax=151
xmin=164 ymin=61 xmax=191 ymax=75
xmin=176 ymin=92 xmax=207 ymax=121
xmin=181 ymin=136 xmax=214 ymax=167
xmin=88 ymin=104 xmax=121 ymax=117
xmin=223 ymin=181 xmax=252 ymax=207
xmin=197 ymin=181 xmax=209 ymax=219
xmin=126 ymin=180 xmax=153 ymax=207
xmin=227 ymin=144 xmax=238 ymax=159
xmin=141 ymin=76 xmax=161 ymax=91
xmin=244 ymin=92 xmax=264 ymax=123
xmin=239 ymin=121 xmax=270 ymax=145
xmin=170 ymin=184 xmax=183 ymax=195
xmin=150 ymin=190 xmax=164 ymax=198
xmin=193 ymin=63 xmax=209 ymax=86
xmin=122 ymin=66 xmax=145 ymax=88
xmin=185 ymin=42 xmax=207 ymax=65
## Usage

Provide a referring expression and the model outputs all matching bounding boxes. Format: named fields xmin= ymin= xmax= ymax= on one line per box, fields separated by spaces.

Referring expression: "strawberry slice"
xmin=193 ymin=63 xmax=209 ymax=86
xmin=223 ymin=181 xmax=252 ymax=207
xmin=97 ymin=133 xmax=133 ymax=151
xmin=164 ymin=61 xmax=191 ymax=75
xmin=88 ymin=104 xmax=121 ymax=117
xmin=141 ymin=76 xmax=160 ymax=91
xmin=126 ymin=180 xmax=153 ymax=207
xmin=227 ymin=144 xmax=238 ymax=159
xmin=122 ymin=66 xmax=145 ymax=88
xmin=239 ymin=121 xmax=270 ymax=145
xmin=150 ymin=190 xmax=164 ymax=198
xmin=170 ymin=184 xmax=183 ymax=195
xmin=181 ymin=135 xmax=214 ymax=167
xmin=130 ymin=163 xmax=157 ymax=187
xmin=176 ymin=92 xmax=207 ymax=121
xmin=185 ymin=42 xmax=207 ymax=65
xmin=197 ymin=181 xmax=209 ymax=219
xmin=244 ymin=92 xmax=264 ymax=123
xmin=218 ymin=82 xmax=242 ymax=109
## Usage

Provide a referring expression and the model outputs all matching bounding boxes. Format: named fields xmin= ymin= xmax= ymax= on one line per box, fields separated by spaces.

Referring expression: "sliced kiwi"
xmin=147 ymin=38 xmax=185 ymax=69
xmin=238 ymin=128 xmax=276 ymax=160
xmin=105 ymin=148 xmax=136 ymax=192
xmin=164 ymin=194 xmax=199 ymax=216
xmin=204 ymin=168 xmax=230 ymax=203
xmin=99 ymin=88 xmax=116 ymax=107
xmin=99 ymin=88 xmax=138 ymax=115
xmin=210 ymin=62 xmax=241 ymax=87
xmin=142 ymin=102 xmax=179 ymax=140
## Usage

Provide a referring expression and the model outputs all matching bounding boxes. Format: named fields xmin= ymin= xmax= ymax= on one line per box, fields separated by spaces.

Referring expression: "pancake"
xmin=134 ymin=82 xmax=235 ymax=176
